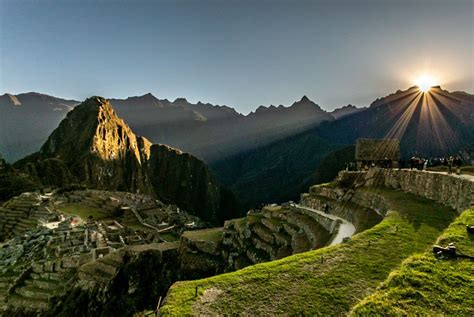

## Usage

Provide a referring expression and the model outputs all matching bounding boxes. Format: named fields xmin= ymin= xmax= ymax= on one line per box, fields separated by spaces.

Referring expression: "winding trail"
xmin=329 ymin=220 xmax=356 ymax=246
xmin=292 ymin=204 xmax=356 ymax=246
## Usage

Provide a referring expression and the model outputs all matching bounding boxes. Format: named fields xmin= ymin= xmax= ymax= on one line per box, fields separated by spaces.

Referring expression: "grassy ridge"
xmin=351 ymin=208 xmax=474 ymax=316
xmin=160 ymin=189 xmax=456 ymax=316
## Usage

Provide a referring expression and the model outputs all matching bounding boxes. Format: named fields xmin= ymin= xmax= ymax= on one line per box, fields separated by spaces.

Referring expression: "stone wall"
xmin=338 ymin=169 xmax=474 ymax=213
xmin=300 ymin=189 xmax=384 ymax=233
xmin=221 ymin=204 xmax=333 ymax=271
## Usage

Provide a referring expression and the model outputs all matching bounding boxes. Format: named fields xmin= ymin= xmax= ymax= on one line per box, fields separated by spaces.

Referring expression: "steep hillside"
xmin=210 ymin=130 xmax=346 ymax=208
xmin=318 ymin=86 xmax=474 ymax=157
xmin=15 ymin=97 xmax=240 ymax=224
xmin=0 ymin=92 xmax=79 ymax=162
xmin=159 ymin=188 xmax=456 ymax=316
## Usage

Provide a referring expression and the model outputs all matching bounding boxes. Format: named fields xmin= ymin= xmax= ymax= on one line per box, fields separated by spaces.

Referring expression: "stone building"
xmin=355 ymin=138 xmax=400 ymax=169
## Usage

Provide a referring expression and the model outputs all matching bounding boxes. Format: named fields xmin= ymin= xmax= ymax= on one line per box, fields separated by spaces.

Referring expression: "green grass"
xmin=159 ymin=189 xmax=456 ymax=316
xmin=159 ymin=232 xmax=179 ymax=242
xmin=351 ymin=208 xmax=474 ymax=316
xmin=182 ymin=228 xmax=223 ymax=243
xmin=58 ymin=202 xmax=109 ymax=221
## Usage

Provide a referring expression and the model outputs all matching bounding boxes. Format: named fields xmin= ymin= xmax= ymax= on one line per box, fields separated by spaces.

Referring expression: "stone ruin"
xmin=2 ymin=168 xmax=469 ymax=315
xmin=0 ymin=189 xmax=203 ymax=314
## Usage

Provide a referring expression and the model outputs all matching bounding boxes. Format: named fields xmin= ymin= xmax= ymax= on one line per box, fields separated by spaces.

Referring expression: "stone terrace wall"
xmin=339 ymin=169 xmax=474 ymax=213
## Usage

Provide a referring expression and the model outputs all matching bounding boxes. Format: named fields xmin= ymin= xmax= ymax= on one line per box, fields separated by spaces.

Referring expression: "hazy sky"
xmin=1 ymin=0 xmax=473 ymax=113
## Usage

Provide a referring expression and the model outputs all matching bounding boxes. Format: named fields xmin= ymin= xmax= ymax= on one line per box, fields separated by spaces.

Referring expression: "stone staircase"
xmin=0 ymin=260 xmax=76 ymax=313
xmin=78 ymin=250 xmax=124 ymax=284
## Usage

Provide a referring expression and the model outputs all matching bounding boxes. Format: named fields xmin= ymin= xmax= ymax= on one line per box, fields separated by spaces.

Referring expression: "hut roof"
xmin=355 ymin=138 xmax=400 ymax=161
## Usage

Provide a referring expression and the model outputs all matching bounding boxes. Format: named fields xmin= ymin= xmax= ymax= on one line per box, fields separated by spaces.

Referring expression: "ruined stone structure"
xmin=0 ymin=193 xmax=57 ymax=241
xmin=1 ymin=169 xmax=470 ymax=315
xmin=338 ymin=169 xmax=474 ymax=213
xmin=0 ymin=189 xmax=204 ymax=315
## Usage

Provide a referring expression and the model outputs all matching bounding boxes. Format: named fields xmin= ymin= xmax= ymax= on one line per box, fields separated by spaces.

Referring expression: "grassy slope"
xmin=160 ymin=189 xmax=456 ymax=316
xmin=58 ymin=202 xmax=153 ymax=232
xmin=351 ymin=208 xmax=474 ymax=316
xmin=59 ymin=202 xmax=109 ymax=220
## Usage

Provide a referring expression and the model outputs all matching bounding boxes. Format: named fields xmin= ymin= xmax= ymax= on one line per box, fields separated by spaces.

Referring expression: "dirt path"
xmin=329 ymin=220 xmax=356 ymax=245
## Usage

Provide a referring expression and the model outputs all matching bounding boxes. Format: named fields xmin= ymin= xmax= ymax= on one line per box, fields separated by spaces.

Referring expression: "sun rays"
xmin=369 ymin=85 xmax=460 ymax=159
xmin=414 ymin=74 xmax=438 ymax=93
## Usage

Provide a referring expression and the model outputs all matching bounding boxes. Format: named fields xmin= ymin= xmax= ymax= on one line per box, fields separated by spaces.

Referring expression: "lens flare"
xmin=414 ymin=74 xmax=437 ymax=92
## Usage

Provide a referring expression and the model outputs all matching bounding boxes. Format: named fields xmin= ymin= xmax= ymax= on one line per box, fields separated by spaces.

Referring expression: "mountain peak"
xmin=174 ymin=97 xmax=188 ymax=104
xmin=40 ymin=96 xmax=151 ymax=165
xmin=300 ymin=95 xmax=311 ymax=102
xmin=2 ymin=93 xmax=22 ymax=106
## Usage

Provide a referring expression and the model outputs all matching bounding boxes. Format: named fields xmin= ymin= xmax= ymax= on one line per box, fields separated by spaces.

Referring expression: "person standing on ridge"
xmin=454 ymin=156 xmax=462 ymax=175
xmin=447 ymin=156 xmax=454 ymax=174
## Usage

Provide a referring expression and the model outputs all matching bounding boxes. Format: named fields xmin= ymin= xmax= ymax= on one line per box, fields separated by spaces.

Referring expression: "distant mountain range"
xmin=0 ymin=92 xmax=350 ymax=162
xmin=111 ymin=94 xmax=335 ymax=162
xmin=0 ymin=93 xmax=78 ymax=162
xmin=1 ymin=87 xmax=473 ymax=209
xmin=209 ymin=86 xmax=474 ymax=207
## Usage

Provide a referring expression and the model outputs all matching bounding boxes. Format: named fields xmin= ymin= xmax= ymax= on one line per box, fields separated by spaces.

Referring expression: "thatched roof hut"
xmin=355 ymin=138 xmax=400 ymax=161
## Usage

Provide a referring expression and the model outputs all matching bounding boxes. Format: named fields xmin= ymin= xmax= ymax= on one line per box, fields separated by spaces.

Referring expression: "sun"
xmin=414 ymin=74 xmax=437 ymax=92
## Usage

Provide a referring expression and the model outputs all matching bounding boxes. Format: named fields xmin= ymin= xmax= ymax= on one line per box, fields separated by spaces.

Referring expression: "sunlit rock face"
xmin=15 ymin=97 xmax=241 ymax=224
xmin=20 ymin=96 xmax=153 ymax=193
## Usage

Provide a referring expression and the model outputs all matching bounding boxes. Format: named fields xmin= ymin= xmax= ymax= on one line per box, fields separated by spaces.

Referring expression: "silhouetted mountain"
xmin=330 ymin=104 xmax=365 ymax=119
xmin=0 ymin=93 xmax=79 ymax=162
xmin=317 ymin=86 xmax=474 ymax=157
xmin=111 ymin=94 xmax=334 ymax=162
xmin=15 ymin=97 xmax=241 ymax=224
xmin=1 ymin=92 xmax=334 ymax=164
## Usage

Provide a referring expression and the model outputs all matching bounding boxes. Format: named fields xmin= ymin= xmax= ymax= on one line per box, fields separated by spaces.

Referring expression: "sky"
xmin=0 ymin=0 xmax=473 ymax=114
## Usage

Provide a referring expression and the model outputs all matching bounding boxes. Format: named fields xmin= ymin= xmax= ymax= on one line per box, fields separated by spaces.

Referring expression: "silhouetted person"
xmin=454 ymin=156 xmax=462 ymax=175
xmin=447 ymin=156 xmax=454 ymax=174
xmin=410 ymin=156 xmax=415 ymax=170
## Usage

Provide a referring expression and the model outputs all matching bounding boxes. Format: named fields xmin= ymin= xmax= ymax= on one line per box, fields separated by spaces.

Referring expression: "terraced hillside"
xmin=160 ymin=188 xmax=458 ymax=316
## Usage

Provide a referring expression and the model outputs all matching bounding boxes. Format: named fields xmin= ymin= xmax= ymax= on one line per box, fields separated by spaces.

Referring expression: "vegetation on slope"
xmin=0 ymin=159 xmax=39 ymax=201
xmin=351 ymin=208 xmax=474 ymax=316
xmin=160 ymin=189 xmax=456 ymax=316
xmin=210 ymin=130 xmax=349 ymax=209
